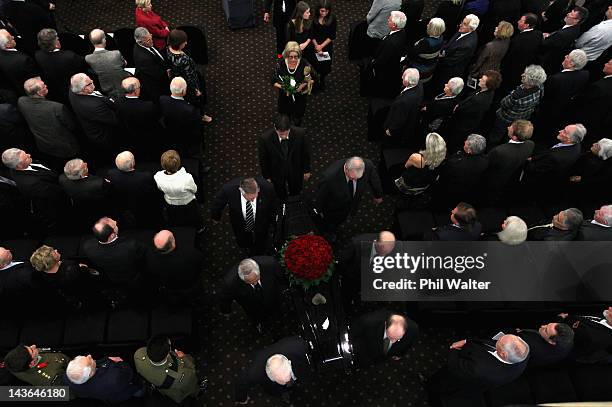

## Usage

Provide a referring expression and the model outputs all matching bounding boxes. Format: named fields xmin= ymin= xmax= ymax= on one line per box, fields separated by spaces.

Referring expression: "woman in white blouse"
xmin=154 ymin=150 xmax=202 ymax=230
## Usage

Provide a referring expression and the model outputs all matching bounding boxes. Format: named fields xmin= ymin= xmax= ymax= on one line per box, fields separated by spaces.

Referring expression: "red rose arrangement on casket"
xmin=281 ymin=235 xmax=335 ymax=289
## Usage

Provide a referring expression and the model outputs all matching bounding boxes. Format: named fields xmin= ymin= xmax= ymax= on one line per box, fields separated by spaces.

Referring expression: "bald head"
xmin=265 ymin=354 xmax=293 ymax=385
xmin=0 ymin=248 xmax=13 ymax=269
xmin=154 ymin=230 xmax=175 ymax=253
xmin=0 ymin=29 xmax=16 ymax=50
xmin=496 ymin=334 xmax=529 ymax=364
xmin=89 ymin=29 xmax=106 ymax=47
xmin=386 ymin=314 xmax=407 ymax=341
xmin=115 ymin=151 xmax=135 ymax=172
xmin=375 ymin=231 xmax=396 ymax=256
xmin=121 ymin=77 xmax=140 ymax=96
xmin=170 ymin=77 xmax=187 ymax=96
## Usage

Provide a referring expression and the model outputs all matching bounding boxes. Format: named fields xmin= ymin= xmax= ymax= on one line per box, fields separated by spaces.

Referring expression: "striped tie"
xmin=245 ymin=201 xmax=255 ymax=232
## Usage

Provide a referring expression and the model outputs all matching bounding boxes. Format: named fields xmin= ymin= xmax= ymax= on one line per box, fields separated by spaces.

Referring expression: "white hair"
xmin=344 ymin=157 xmax=365 ymax=178
xmin=498 ymin=216 xmax=527 ymax=245
xmin=522 ymin=65 xmax=547 ymax=87
xmin=402 ymin=68 xmax=420 ymax=87
xmin=70 ymin=73 xmax=90 ymax=94
xmin=447 ymin=77 xmax=464 ymax=95
xmin=500 ymin=336 xmax=530 ymax=364
xmin=569 ymin=124 xmax=587 ymax=143
xmin=427 ymin=18 xmax=446 ymax=37
xmin=63 ymin=158 xmax=85 ymax=180
xmin=599 ymin=205 xmax=612 ymax=225
xmin=390 ymin=11 xmax=407 ymax=29
xmin=568 ymin=49 xmax=588 ymax=70
xmin=170 ymin=77 xmax=187 ymax=95
xmin=1 ymin=148 xmax=24 ymax=169
xmin=0 ymin=29 xmax=11 ymax=50
xmin=596 ymin=138 xmax=612 ymax=160
xmin=133 ymin=26 xmax=151 ymax=43
xmin=465 ymin=134 xmax=486 ymax=154
xmin=237 ymin=258 xmax=260 ymax=281
xmin=464 ymin=14 xmax=480 ymax=31
xmin=265 ymin=354 xmax=292 ymax=383
xmin=66 ymin=356 xmax=92 ymax=385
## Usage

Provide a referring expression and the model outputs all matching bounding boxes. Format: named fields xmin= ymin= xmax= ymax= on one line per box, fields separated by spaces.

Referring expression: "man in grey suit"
xmin=18 ymin=77 xmax=80 ymax=166
xmin=85 ymin=29 xmax=131 ymax=99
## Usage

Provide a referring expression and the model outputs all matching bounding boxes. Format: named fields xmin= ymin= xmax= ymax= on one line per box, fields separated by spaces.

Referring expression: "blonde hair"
xmin=282 ymin=41 xmax=301 ymax=59
xmin=427 ymin=18 xmax=446 ymax=37
xmin=420 ymin=133 xmax=447 ymax=169
xmin=30 ymin=245 xmax=58 ymax=272
xmin=495 ymin=21 xmax=514 ymax=40
xmin=135 ymin=0 xmax=151 ymax=9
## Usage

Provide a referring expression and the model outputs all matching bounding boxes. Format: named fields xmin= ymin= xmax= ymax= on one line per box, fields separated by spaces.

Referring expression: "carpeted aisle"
xmin=55 ymin=0 xmax=449 ymax=405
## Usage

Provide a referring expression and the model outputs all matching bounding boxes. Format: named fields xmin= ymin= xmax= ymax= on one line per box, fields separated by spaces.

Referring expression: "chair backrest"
xmin=58 ymin=32 xmax=93 ymax=57
xmin=112 ymin=27 xmax=136 ymax=67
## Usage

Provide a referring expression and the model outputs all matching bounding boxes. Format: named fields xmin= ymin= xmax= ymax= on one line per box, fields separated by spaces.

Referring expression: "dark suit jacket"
xmin=541 ymin=0 xmax=571 ymax=32
xmin=80 ymin=236 xmax=146 ymax=285
xmin=351 ymin=309 xmax=419 ymax=366
xmin=525 ymin=143 xmax=582 ymax=180
xmin=538 ymin=69 xmax=589 ymax=131
xmin=146 ymin=245 xmax=203 ymax=289
xmin=68 ymin=91 xmax=117 ymax=151
xmin=210 ymin=176 xmax=278 ymax=251
xmin=234 ymin=336 xmax=309 ymax=402
xmin=370 ymin=29 xmax=407 ymax=98
xmin=34 ymin=49 xmax=87 ymax=105
xmin=445 ymin=89 xmax=495 ymax=141
xmin=437 ymin=30 xmax=479 ymax=78
xmin=159 ymin=95 xmax=202 ymax=156
xmin=0 ymin=262 xmax=33 ymax=295
xmin=105 ymin=168 xmax=161 ymax=221
xmin=383 ymin=83 xmax=424 ymax=147
xmin=485 ymin=141 xmax=534 ymax=200
xmin=501 ymin=29 xmax=543 ymax=88
xmin=2 ymin=1 xmax=53 ymax=55
xmin=133 ymin=44 xmax=170 ymax=102
xmin=219 ymin=255 xmax=281 ymax=321
xmin=437 ymin=151 xmax=489 ymax=204
xmin=114 ymin=96 xmax=163 ymax=158
xmin=17 ymin=97 xmax=80 ymax=158
xmin=576 ymin=221 xmax=612 ymax=241
xmin=425 ymin=222 xmax=483 ymax=241
xmin=559 ymin=314 xmax=612 ymax=363
xmin=0 ymin=49 xmax=39 ymax=98
xmin=264 ymin=0 xmax=296 ymax=30
xmin=58 ymin=174 xmax=112 ymax=201
xmin=258 ymin=126 xmax=311 ymax=198
xmin=539 ymin=24 xmax=581 ymax=74
xmin=315 ymin=159 xmax=383 ymax=226
xmin=518 ymin=329 xmax=572 ymax=367
xmin=574 ymin=77 xmax=612 ymax=143
xmin=10 ymin=165 xmax=63 ymax=200
xmin=527 ymin=224 xmax=578 ymax=240
xmin=429 ymin=339 xmax=529 ymax=394
xmin=423 ymin=94 xmax=458 ymax=127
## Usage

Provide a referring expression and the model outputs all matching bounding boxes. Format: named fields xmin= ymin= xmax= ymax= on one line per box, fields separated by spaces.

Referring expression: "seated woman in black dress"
xmin=408 ymin=17 xmax=445 ymax=82
xmin=166 ymin=29 xmax=212 ymax=123
xmin=272 ymin=41 xmax=315 ymax=125
xmin=311 ymin=0 xmax=337 ymax=91
xmin=287 ymin=1 xmax=314 ymax=65
xmin=395 ymin=132 xmax=446 ymax=195
xmin=30 ymin=245 xmax=99 ymax=308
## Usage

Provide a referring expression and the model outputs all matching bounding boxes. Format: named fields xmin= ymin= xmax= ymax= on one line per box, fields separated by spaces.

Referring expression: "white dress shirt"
xmin=154 ymin=167 xmax=197 ymax=205
xmin=576 ymin=19 xmax=612 ymax=61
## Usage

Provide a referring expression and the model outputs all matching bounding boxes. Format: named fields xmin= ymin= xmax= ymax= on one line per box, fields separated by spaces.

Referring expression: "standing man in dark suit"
xmin=536 ymin=49 xmax=589 ymax=142
xmin=315 ymin=157 xmax=384 ymax=237
xmin=383 ymin=68 xmax=423 ymax=148
xmin=484 ymin=120 xmax=535 ymax=204
xmin=106 ymin=151 xmax=162 ymax=227
xmin=351 ymin=310 xmax=419 ymax=366
xmin=68 ymin=73 xmax=118 ymax=164
xmin=2 ymin=0 xmax=53 ymax=56
xmin=34 ymin=28 xmax=87 ymax=105
xmin=500 ymin=13 xmax=543 ymax=92
xmin=219 ymin=256 xmax=281 ymax=332
xmin=425 ymin=202 xmax=482 ymax=240
xmin=258 ymin=114 xmax=312 ymax=199
xmin=133 ymin=27 xmax=170 ymax=103
xmin=539 ymin=6 xmax=588 ymax=74
xmin=85 ymin=29 xmax=131 ymax=99
xmin=18 ymin=77 xmax=80 ymax=165
xmin=0 ymin=29 xmax=39 ymax=102
xmin=1 ymin=148 xmax=66 ymax=227
xmin=80 ymin=216 xmax=147 ymax=287
xmin=234 ymin=336 xmax=310 ymax=404
xmin=424 ymin=334 xmax=530 ymax=395
xmin=115 ymin=77 xmax=163 ymax=159
xmin=263 ymin=0 xmax=297 ymax=55
xmin=367 ymin=11 xmax=408 ymax=98
xmin=211 ymin=177 xmax=278 ymax=255
xmin=576 ymin=205 xmax=612 ymax=241
xmin=430 ymin=14 xmax=479 ymax=95
xmin=159 ymin=77 xmax=204 ymax=157
xmin=516 ymin=322 xmax=574 ymax=367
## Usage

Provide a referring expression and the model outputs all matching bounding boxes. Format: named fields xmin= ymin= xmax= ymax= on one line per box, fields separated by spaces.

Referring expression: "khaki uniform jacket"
xmin=12 ymin=352 xmax=69 ymax=386
xmin=134 ymin=347 xmax=199 ymax=403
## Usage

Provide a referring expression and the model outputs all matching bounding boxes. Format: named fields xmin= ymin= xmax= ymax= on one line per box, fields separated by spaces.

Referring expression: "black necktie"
xmin=383 ymin=337 xmax=391 ymax=355
xmin=245 ymin=201 xmax=255 ymax=232
xmin=253 ymin=283 xmax=262 ymax=297
xmin=280 ymin=139 xmax=289 ymax=157
xmin=347 ymin=180 xmax=354 ymax=199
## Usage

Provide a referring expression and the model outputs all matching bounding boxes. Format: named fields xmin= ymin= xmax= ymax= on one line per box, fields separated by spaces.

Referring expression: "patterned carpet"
xmin=54 ymin=0 xmax=453 ymax=406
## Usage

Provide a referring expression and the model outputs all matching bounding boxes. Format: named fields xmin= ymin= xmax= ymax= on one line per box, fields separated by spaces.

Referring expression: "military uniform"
xmin=134 ymin=347 xmax=199 ymax=403
xmin=12 ymin=352 xmax=69 ymax=386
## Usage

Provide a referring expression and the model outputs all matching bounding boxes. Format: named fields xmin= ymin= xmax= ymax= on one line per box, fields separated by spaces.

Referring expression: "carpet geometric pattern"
xmin=55 ymin=1 xmax=449 ymax=405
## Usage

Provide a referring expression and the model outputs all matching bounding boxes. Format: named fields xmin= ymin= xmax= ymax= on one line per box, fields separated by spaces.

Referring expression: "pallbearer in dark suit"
xmin=133 ymin=27 xmax=170 ymax=103
xmin=258 ymin=114 xmax=311 ymax=199
xmin=351 ymin=310 xmax=419 ymax=366
xmin=219 ymin=256 xmax=281 ymax=331
xmin=424 ymin=334 xmax=530 ymax=395
xmin=211 ymin=177 xmax=278 ymax=255
xmin=234 ymin=336 xmax=310 ymax=404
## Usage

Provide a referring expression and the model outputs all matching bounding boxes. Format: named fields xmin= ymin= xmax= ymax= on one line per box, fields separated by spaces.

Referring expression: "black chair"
xmin=63 ymin=311 xmax=107 ymax=350
xmin=58 ymin=32 xmax=93 ymax=56
xmin=113 ymin=27 xmax=136 ymax=67
xmin=176 ymin=25 xmax=208 ymax=64
xmin=395 ymin=210 xmax=435 ymax=240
